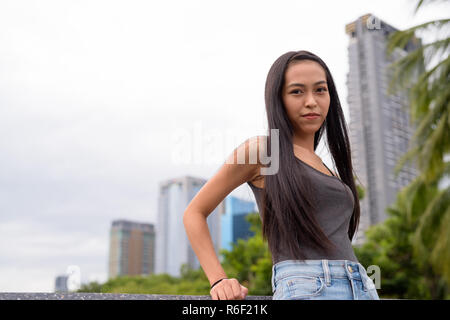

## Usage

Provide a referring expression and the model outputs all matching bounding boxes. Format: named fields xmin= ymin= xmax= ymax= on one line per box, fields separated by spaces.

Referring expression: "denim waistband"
xmin=271 ymin=259 xmax=371 ymax=293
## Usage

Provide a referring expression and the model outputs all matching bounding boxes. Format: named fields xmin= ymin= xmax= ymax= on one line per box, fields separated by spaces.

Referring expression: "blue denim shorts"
xmin=271 ymin=259 xmax=380 ymax=300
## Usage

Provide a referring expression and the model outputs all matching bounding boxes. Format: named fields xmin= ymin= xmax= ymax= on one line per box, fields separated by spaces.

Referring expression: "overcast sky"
xmin=0 ymin=0 xmax=448 ymax=292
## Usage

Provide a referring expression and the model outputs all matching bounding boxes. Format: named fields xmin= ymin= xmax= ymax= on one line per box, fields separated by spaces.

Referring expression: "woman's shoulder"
xmin=244 ymin=135 xmax=268 ymax=188
xmin=221 ymin=135 xmax=266 ymax=190
xmin=225 ymin=135 xmax=267 ymax=168
xmin=244 ymin=135 xmax=268 ymax=165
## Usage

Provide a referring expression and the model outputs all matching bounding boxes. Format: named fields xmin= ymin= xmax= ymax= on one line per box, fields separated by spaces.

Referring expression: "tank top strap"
xmin=322 ymin=162 xmax=335 ymax=177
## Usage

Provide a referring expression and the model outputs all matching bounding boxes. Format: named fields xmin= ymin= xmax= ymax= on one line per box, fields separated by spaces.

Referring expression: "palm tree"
xmin=385 ymin=0 xmax=450 ymax=286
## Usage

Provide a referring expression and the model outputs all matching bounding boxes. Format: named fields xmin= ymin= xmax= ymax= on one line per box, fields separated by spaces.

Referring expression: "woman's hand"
xmin=209 ymin=278 xmax=249 ymax=300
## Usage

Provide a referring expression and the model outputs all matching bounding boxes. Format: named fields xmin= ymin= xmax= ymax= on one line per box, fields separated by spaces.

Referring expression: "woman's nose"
xmin=304 ymin=91 xmax=318 ymax=107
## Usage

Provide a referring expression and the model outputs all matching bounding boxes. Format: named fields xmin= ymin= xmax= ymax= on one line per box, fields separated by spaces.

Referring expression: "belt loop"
xmin=322 ymin=259 xmax=331 ymax=286
xmin=357 ymin=263 xmax=369 ymax=292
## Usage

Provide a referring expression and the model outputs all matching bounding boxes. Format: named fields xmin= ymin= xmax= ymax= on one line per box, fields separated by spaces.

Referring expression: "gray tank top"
xmin=247 ymin=157 xmax=359 ymax=265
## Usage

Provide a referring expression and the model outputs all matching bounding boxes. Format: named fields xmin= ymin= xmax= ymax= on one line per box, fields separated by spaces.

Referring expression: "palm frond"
xmin=419 ymin=113 xmax=448 ymax=183
xmin=414 ymin=0 xmax=450 ymax=14
xmin=429 ymin=206 xmax=450 ymax=286
xmin=411 ymin=186 xmax=450 ymax=261
xmin=411 ymin=89 xmax=449 ymax=148
xmin=402 ymin=176 xmax=426 ymax=224
xmin=393 ymin=145 xmax=421 ymax=178
xmin=386 ymin=18 xmax=450 ymax=55
xmin=387 ymin=39 xmax=450 ymax=99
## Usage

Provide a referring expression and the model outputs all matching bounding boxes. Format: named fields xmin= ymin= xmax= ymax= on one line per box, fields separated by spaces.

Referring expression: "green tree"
xmin=77 ymin=267 xmax=210 ymax=295
xmin=354 ymin=180 xmax=450 ymax=299
xmin=77 ymin=281 xmax=103 ymax=293
xmin=385 ymin=0 xmax=450 ymax=285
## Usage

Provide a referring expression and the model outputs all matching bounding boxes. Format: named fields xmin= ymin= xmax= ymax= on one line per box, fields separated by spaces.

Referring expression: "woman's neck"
xmin=293 ymin=142 xmax=316 ymax=156
xmin=292 ymin=134 xmax=315 ymax=154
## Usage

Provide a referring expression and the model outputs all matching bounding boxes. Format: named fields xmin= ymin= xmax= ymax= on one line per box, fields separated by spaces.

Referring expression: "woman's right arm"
xmin=182 ymin=136 xmax=263 ymax=300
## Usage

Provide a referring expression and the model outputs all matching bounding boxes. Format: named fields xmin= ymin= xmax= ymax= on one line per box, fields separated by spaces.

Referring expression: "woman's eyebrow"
xmin=287 ymin=80 xmax=327 ymax=88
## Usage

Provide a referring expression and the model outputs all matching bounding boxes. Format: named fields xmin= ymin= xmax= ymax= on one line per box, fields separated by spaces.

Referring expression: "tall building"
xmin=221 ymin=196 xmax=256 ymax=252
xmin=155 ymin=176 xmax=223 ymax=277
xmin=54 ymin=275 xmax=68 ymax=293
xmin=345 ymin=14 xmax=421 ymax=245
xmin=108 ymin=220 xmax=155 ymax=278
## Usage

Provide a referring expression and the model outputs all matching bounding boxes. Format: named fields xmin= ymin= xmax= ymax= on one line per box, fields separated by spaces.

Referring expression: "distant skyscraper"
xmin=108 ymin=219 xmax=155 ymax=278
xmin=155 ymin=176 xmax=223 ymax=277
xmin=221 ymin=196 xmax=256 ymax=252
xmin=54 ymin=275 xmax=68 ymax=293
xmin=345 ymin=14 xmax=421 ymax=245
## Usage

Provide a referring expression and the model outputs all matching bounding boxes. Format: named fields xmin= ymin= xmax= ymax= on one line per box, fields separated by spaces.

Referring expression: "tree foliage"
xmin=354 ymin=180 xmax=450 ymax=299
xmin=385 ymin=0 xmax=450 ymax=285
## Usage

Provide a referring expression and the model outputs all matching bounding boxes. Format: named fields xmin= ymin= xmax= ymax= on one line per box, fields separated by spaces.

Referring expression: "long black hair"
xmin=261 ymin=50 xmax=361 ymax=261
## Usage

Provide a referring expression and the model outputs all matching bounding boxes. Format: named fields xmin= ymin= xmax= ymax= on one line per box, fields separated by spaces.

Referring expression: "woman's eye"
xmin=290 ymin=88 xmax=327 ymax=94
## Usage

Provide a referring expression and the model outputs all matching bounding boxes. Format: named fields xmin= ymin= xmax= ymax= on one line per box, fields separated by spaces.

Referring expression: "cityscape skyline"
xmin=54 ymin=186 xmax=258 ymax=292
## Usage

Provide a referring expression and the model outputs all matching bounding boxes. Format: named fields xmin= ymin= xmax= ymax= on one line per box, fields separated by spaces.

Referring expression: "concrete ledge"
xmin=0 ymin=293 xmax=398 ymax=300
xmin=0 ymin=293 xmax=272 ymax=300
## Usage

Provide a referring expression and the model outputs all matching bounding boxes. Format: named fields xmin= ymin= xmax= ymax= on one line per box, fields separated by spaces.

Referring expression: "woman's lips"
xmin=302 ymin=115 xmax=319 ymax=119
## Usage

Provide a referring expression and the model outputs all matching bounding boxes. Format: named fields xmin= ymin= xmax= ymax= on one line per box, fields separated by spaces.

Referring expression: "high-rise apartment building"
xmin=155 ymin=176 xmax=224 ymax=277
xmin=220 ymin=196 xmax=256 ymax=253
xmin=54 ymin=275 xmax=68 ymax=293
xmin=108 ymin=220 xmax=155 ymax=278
xmin=345 ymin=14 xmax=421 ymax=245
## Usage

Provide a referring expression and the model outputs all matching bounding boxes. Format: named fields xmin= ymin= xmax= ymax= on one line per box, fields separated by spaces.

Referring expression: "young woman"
xmin=183 ymin=50 xmax=380 ymax=300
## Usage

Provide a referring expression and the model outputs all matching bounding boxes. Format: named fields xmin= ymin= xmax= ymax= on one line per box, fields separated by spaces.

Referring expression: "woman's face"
xmin=282 ymin=60 xmax=330 ymax=136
